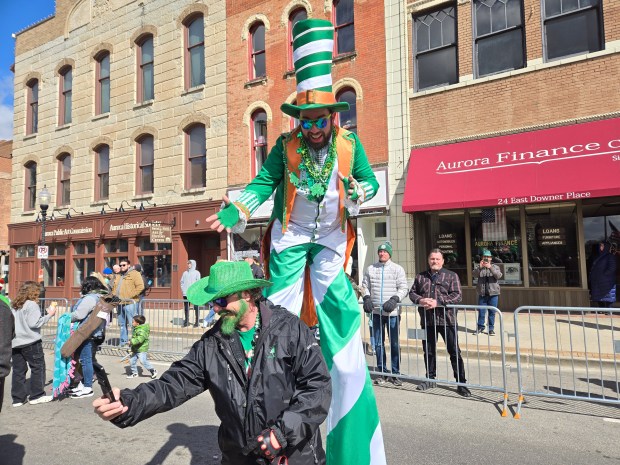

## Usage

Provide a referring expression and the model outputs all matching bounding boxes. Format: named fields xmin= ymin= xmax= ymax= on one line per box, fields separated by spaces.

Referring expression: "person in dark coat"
xmin=93 ymin=261 xmax=331 ymax=465
xmin=589 ymin=241 xmax=617 ymax=312
xmin=0 ymin=297 xmax=14 ymax=412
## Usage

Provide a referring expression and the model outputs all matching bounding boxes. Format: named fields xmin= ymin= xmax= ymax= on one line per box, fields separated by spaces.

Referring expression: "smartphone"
xmin=93 ymin=362 xmax=120 ymax=403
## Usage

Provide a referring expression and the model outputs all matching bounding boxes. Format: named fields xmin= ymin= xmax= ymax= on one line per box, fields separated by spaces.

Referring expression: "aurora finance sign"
xmin=403 ymin=117 xmax=620 ymax=212
xmin=435 ymin=139 xmax=620 ymax=174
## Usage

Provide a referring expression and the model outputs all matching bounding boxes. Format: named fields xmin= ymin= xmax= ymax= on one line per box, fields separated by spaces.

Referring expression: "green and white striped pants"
xmin=265 ymin=242 xmax=386 ymax=465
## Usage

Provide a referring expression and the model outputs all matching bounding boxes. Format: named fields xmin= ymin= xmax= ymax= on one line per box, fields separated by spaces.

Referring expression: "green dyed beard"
xmin=220 ymin=298 xmax=249 ymax=336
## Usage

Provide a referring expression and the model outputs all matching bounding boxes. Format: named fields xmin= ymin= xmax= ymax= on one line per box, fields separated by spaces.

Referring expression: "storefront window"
xmin=525 ymin=203 xmax=580 ymax=287
xmin=137 ymin=238 xmax=172 ymax=287
xmin=16 ymin=245 xmax=35 ymax=258
xmin=74 ymin=241 xmax=96 ymax=254
xmin=73 ymin=241 xmax=96 ymax=286
xmin=470 ymin=207 xmax=523 ymax=286
xmin=43 ymin=243 xmax=66 ymax=287
xmin=104 ymin=239 xmax=128 ymax=253
xmin=426 ymin=211 xmax=467 ymax=284
xmin=104 ymin=239 xmax=129 ymax=268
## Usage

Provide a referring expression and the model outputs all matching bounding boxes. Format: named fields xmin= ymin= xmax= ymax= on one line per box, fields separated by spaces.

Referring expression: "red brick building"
xmin=225 ymin=0 xmax=392 ymax=279
xmin=403 ymin=0 xmax=620 ymax=309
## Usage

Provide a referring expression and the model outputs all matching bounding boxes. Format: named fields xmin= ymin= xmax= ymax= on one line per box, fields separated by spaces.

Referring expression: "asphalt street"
xmin=1 ymin=353 xmax=619 ymax=465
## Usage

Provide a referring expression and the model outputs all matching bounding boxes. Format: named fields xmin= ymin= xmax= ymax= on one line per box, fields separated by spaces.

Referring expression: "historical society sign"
xmin=150 ymin=224 xmax=172 ymax=243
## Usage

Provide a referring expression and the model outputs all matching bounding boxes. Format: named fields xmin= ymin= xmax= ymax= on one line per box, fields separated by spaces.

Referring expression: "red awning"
xmin=403 ymin=117 xmax=620 ymax=212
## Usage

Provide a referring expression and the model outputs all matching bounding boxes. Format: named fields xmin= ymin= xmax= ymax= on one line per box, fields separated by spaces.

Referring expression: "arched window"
xmin=287 ymin=8 xmax=307 ymax=70
xmin=137 ymin=135 xmax=154 ymax=194
xmin=24 ymin=161 xmax=37 ymax=210
xmin=26 ymin=79 xmax=38 ymax=135
xmin=59 ymin=66 xmax=72 ymax=125
xmin=185 ymin=124 xmax=206 ymax=189
xmin=333 ymin=0 xmax=355 ymax=55
xmin=95 ymin=144 xmax=110 ymax=200
xmin=58 ymin=153 xmax=72 ymax=205
xmin=251 ymin=109 xmax=267 ymax=177
xmin=95 ymin=52 xmax=110 ymax=114
xmin=336 ymin=88 xmax=357 ymax=134
xmin=249 ymin=22 xmax=266 ymax=80
xmin=184 ymin=15 xmax=205 ymax=88
xmin=137 ymin=35 xmax=154 ymax=102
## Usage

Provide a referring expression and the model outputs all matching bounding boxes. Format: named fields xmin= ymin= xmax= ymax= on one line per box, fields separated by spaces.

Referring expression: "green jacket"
xmin=235 ymin=128 xmax=378 ymax=232
xmin=130 ymin=323 xmax=150 ymax=353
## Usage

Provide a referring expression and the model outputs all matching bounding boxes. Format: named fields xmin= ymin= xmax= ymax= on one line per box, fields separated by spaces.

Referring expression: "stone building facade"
xmin=9 ymin=0 xmax=228 ymax=297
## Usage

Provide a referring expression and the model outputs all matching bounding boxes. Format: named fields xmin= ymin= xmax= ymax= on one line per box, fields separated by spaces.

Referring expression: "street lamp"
xmin=38 ymin=185 xmax=51 ymax=297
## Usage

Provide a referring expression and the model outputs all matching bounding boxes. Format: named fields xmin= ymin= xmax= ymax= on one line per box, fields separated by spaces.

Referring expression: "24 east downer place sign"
xmin=403 ymin=117 xmax=620 ymax=212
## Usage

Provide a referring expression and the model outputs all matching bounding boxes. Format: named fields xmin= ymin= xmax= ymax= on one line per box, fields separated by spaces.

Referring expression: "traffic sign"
xmin=37 ymin=246 xmax=49 ymax=259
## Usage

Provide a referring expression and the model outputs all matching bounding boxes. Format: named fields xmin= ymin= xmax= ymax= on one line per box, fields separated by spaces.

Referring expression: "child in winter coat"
xmin=126 ymin=315 xmax=157 ymax=379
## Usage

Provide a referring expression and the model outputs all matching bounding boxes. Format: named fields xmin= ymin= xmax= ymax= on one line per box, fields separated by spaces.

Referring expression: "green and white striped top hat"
xmin=280 ymin=19 xmax=350 ymax=118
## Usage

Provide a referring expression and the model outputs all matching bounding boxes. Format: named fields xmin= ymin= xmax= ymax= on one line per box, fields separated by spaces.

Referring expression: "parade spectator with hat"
xmin=93 ymin=260 xmax=331 ymax=465
xmin=362 ymin=241 xmax=408 ymax=386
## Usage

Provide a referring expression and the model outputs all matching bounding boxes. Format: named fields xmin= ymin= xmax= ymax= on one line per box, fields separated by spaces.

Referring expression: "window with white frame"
xmin=474 ymin=0 xmax=525 ymax=77
xmin=543 ymin=0 xmax=603 ymax=61
xmin=413 ymin=6 xmax=458 ymax=91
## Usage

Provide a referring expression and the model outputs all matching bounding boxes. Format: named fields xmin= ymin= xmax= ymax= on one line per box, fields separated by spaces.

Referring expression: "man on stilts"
xmin=205 ymin=18 xmax=386 ymax=465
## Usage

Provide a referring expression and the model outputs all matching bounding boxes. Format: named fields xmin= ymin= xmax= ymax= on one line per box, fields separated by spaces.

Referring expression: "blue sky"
xmin=0 ymin=1 xmax=55 ymax=140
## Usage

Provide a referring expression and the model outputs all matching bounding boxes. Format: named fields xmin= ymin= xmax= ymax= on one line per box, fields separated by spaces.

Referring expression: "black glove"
xmin=255 ymin=427 xmax=287 ymax=461
xmin=363 ymin=295 xmax=374 ymax=314
xmin=382 ymin=296 xmax=400 ymax=313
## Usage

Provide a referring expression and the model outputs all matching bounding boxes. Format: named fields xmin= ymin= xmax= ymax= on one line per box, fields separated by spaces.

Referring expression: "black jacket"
xmin=112 ymin=299 xmax=331 ymax=465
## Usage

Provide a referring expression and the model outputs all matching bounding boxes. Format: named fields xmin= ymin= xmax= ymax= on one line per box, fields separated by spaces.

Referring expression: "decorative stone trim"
xmin=130 ymin=26 xmax=158 ymax=48
xmin=23 ymin=71 xmax=42 ymax=87
xmin=280 ymin=0 xmax=313 ymax=25
xmin=130 ymin=125 xmax=158 ymax=142
xmin=54 ymin=145 xmax=74 ymax=159
xmin=334 ymin=77 xmax=363 ymax=100
xmin=91 ymin=43 xmax=113 ymax=59
xmin=90 ymin=136 xmax=114 ymax=151
xmin=242 ymin=102 xmax=273 ymax=128
xmin=242 ymin=15 xmax=270 ymax=41
xmin=55 ymin=58 xmax=76 ymax=75
xmin=179 ymin=113 xmax=211 ymax=132
xmin=176 ymin=4 xmax=209 ymax=29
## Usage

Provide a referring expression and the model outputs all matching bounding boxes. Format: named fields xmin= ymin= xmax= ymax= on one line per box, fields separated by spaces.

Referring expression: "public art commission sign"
xmin=403 ymin=117 xmax=620 ymax=212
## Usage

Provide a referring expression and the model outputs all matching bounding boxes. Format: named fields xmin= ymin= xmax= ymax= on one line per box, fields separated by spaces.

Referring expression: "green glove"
xmin=341 ymin=176 xmax=360 ymax=201
xmin=217 ymin=203 xmax=240 ymax=229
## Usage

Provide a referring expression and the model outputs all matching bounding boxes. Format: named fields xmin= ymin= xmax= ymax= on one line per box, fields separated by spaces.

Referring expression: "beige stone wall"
xmin=0 ymin=140 xmax=11 ymax=250
xmin=11 ymin=0 xmax=227 ymax=224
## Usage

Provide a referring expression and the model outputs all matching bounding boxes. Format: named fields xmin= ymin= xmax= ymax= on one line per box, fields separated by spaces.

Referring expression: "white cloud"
xmin=0 ymin=75 xmax=13 ymax=140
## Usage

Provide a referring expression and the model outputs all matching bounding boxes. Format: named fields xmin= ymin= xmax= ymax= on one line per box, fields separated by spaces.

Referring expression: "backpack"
xmin=140 ymin=274 xmax=153 ymax=297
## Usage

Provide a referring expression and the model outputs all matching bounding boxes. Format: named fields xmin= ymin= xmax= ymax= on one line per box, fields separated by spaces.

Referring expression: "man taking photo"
xmin=93 ymin=260 xmax=331 ymax=464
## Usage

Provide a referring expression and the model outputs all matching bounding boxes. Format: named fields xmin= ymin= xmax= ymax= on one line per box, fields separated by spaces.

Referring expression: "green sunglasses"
xmin=300 ymin=117 xmax=329 ymax=130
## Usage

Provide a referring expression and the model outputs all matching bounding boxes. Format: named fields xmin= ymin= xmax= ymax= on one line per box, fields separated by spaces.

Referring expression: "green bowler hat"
xmin=186 ymin=261 xmax=272 ymax=306
xmin=280 ymin=18 xmax=350 ymax=118
xmin=482 ymin=249 xmax=492 ymax=257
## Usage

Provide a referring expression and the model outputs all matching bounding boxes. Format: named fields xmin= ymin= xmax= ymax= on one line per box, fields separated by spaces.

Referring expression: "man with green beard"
xmin=93 ymin=261 xmax=331 ymax=465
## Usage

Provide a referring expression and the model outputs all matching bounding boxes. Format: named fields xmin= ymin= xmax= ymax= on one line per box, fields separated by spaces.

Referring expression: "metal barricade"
xmin=135 ymin=299 xmax=212 ymax=356
xmin=362 ymin=303 xmax=509 ymax=416
xmin=513 ymin=306 xmax=620 ymax=418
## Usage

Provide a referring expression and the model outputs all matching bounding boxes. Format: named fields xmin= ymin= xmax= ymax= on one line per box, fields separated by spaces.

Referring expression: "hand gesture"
xmin=206 ymin=195 xmax=234 ymax=233
xmin=338 ymin=172 xmax=359 ymax=200
xmin=92 ymin=388 xmax=127 ymax=421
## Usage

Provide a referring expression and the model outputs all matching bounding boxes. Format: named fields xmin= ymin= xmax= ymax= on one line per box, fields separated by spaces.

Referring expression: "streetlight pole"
xmin=38 ymin=185 xmax=51 ymax=300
